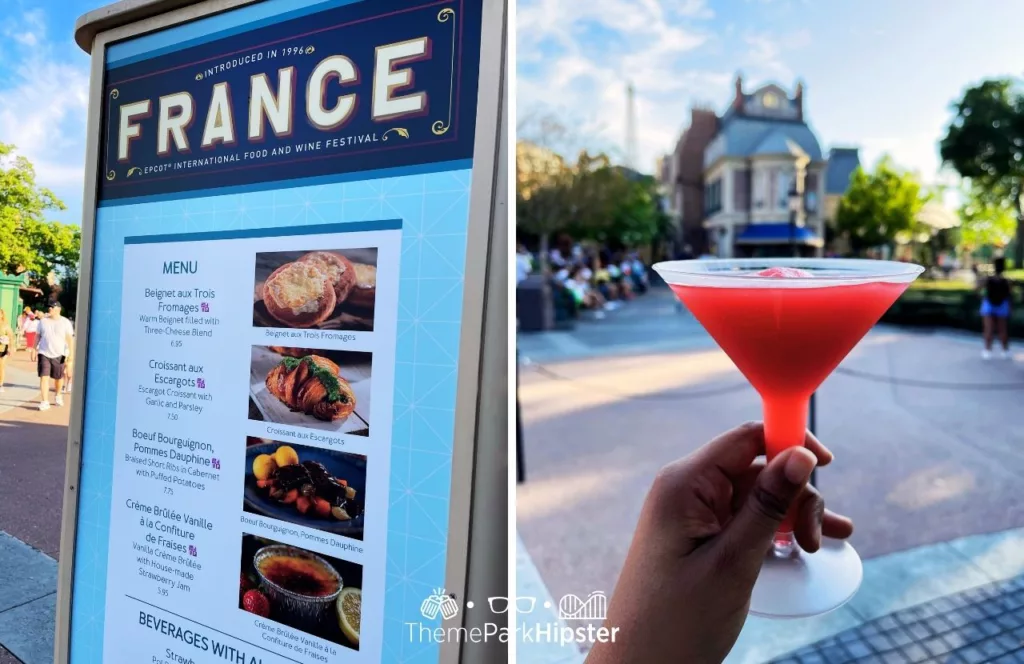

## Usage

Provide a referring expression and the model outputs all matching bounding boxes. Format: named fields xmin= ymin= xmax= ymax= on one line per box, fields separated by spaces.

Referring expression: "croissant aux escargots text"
xmin=265 ymin=355 xmax=357 ymax=422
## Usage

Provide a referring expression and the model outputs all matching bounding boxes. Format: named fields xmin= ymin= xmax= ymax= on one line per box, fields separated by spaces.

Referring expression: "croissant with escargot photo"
xmin=264 ymin=355 xmax=357 ymax=422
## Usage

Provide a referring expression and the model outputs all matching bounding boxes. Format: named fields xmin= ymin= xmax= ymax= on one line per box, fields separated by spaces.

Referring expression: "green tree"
xmin=516 ymin=141 xmax=621 ymax=270
xmin=573 ymin=172 xmax=666 ymax=248
xmin=957 ymin=182 xmax=1016 ymax=252
xmin=835 ymin=156 xmax=925 ymax=254
xmin=0 ymin=143 xmax=80 ymax=285
xmin=940 ymin=79 xmax=1024 ymax=265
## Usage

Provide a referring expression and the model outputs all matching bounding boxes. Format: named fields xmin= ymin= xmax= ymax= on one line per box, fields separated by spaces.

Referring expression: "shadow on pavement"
xmin=516 ymin=330 xmax=1024 ymax=616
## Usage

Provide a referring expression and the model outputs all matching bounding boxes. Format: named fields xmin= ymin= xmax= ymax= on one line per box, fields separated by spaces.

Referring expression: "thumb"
xmin=716 ymin=447 xmax=817 ymax=563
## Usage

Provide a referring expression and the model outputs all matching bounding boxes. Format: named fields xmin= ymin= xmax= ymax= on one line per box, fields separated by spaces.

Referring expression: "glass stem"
xmin=762 ymin=394 xmax=809 ymax=542
xmin=773 ymin=530 xmax=796 ymax=557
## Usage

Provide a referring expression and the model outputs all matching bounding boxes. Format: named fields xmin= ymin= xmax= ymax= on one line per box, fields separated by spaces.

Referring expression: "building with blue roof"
xmin=822 ymin=147 xmax=861 ymax=225
xmin=659 ymin=75 xmax=861 ymax=258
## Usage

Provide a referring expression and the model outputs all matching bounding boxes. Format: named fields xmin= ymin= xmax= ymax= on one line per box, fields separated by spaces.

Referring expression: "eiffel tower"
xmin=625 ymin=81 xmax=638 ymax=170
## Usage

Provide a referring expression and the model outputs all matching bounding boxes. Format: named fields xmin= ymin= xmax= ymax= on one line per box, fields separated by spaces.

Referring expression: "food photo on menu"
xmin=249 ymin=346 xmax=372 ymax=437
xmin=253 ymin=248 xmax=378 ymax=331
xmin=244 ymin=437 xmax=367 ymax=541
xmin=238 ymin=533 xmax=362 ymax=651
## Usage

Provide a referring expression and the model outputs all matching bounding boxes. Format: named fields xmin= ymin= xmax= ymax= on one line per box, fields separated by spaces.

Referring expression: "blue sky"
xmin=5 ymin=0 xmax=1024 ymax=225
xmin=0 ymin=0 xmax=98 ymax=224
xmin=517 ymin=0 xmax=1024 ymax=196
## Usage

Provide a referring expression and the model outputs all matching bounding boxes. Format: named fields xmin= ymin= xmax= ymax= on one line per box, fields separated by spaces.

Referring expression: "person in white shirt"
xmin=35 ymin=302 xmax=75 ymax=410
xmin=516 ymin=244 xmax=533 ymax=285
xmin=24 ymin=313 xmax=40 ymax=362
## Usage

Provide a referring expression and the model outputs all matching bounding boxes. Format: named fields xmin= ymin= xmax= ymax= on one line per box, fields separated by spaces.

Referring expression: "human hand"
xmin=585 ymin=422 xmax=854 ymax=664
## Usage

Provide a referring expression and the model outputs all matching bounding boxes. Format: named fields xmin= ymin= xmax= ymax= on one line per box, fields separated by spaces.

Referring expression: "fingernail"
xmin=784 ymin=448 xmax=816 ymax=484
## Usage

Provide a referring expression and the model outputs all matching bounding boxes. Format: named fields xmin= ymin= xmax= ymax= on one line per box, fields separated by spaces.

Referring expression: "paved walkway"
xmin=517 ymin=533 xmax=584 ymax=664
xmin=0 ymin=357 xmax=41 ymax=415
xmin=0 ymin=533 xmax=56 ymax=664
xmin=0 ymin=352 xmax=67 ymax=664
xmin=771 ymin=575 xmax=1024 ymax=664
xmin=516 ymin=288 xmax=1024 ymax=663
xmin=514 ymin=526 xmax=1024 ymax=663
xmin=728 ymin=527 xmax=1024 ymax=663
xmin=0 ymin=355 xmax=71 ymax=557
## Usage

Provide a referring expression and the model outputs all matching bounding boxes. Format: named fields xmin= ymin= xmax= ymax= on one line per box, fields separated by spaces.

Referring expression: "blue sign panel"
xmin=100 ymin=0 xmax=481 ymax=201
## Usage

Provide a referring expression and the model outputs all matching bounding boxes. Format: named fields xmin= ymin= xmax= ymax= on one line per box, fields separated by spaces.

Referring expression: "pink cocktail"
xmin=654 ymin=258 xmax=922 ymax=617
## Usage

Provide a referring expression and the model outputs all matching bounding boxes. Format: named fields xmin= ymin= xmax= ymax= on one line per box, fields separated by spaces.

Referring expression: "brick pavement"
xmin=0 ymin=353 xmax=63 ymax=663
xmin=769 ymin=575 xmax=1024 ymax=664
xmin=0 ymin=354 xmax=71 ymax=558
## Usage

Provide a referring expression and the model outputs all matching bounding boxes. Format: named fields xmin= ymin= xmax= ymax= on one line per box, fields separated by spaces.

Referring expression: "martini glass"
xmin=653 ymin=258 xmax=923 ymax=618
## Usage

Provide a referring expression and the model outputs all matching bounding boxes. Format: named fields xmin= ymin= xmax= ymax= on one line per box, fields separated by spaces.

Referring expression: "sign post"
xmin=57 ymin=1 xmax=507 ymax=662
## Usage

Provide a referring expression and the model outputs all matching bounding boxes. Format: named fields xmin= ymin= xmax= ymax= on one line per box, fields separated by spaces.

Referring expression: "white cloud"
xmin=859 ymin=134 xmax=939 ymax=179
xmin=857 ymin=117 xmax=950 ymax=187
xmin=517 ymin=0 xmax=820 ymax=173
xmin=739 ymin=30 xmax=811 ymax=84
xmin=13 ymin=32 xmax=38 ymax=46
xmin=3 ymin=9 xmax=46 ymax=49
xmin=22 ymin=9 xmax=46 ymax=32
xmin=0 ymin=59 xmax=90 ymax=187
xmin=0 ymin=11 xmax=89 ymax=192
xmin=517 ymin=0 xmax=724 ymax=171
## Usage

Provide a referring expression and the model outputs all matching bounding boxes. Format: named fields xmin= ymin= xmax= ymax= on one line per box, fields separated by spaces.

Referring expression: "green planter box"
xmin=883 ymin=285 xmax=1024 ymax=338
xmin=0 ymin=273 xmax=27 ymax=330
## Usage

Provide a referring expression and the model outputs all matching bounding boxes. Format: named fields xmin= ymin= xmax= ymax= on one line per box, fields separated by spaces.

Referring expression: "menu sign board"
xmin=65 ymin=1 xmax=485 ymax=662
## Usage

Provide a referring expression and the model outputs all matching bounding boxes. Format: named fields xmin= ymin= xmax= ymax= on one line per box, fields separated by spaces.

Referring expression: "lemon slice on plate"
xmin=337 ymin=587 xmax=361 ymax=645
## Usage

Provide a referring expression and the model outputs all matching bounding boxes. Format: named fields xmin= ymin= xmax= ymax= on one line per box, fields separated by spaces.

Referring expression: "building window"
xmin=705 ymin=179 xmax=722 ymax=216
xmin=777 ymin=171 xmax=791 ymax=211
xmin=763 ymin=92 xmax=779 ymax=108
xmin=754 ymin=170 xmax=766 ymax=209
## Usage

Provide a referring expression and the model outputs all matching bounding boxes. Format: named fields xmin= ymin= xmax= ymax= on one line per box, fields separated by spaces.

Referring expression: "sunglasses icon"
xmin=487 ymin=596 xmax=536 ymax=614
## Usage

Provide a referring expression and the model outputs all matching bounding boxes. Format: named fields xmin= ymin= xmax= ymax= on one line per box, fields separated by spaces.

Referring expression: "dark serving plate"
xmin=243 ymin=443 xmax=365 ymax=540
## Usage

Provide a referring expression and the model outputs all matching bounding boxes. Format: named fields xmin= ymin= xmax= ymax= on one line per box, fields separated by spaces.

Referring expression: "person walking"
xmin=63 ymin=318 xmax=76 ymax=394
xmin=23 ymin=310 xmax=40 ymax=361
xmin=0 ymin=309 xmax=12 ymax=393
xmin=35 ymin=302 xmax=74 ymax=410
xmin=16 ymin=306 xmax=30 ymax=350
xmin=980 ymin=256 xmax=1012 ymax=360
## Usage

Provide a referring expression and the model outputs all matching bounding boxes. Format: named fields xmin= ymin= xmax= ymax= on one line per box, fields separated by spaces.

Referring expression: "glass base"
xmin=749 ymin=539 xmax=863 ymax=619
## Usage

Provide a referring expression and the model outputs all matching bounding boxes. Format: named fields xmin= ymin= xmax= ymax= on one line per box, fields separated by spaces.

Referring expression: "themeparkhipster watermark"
xmin=405 ymin=589 xmax=620 ymax=647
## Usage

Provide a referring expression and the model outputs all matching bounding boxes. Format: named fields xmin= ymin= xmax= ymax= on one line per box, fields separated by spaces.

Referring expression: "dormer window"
xmin=763 ymin=92 xmax=779 ymax=108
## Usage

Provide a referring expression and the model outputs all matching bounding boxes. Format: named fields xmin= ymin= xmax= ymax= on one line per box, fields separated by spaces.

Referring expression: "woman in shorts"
xmin=980 ymin=257 xmax=1012 ymax=359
